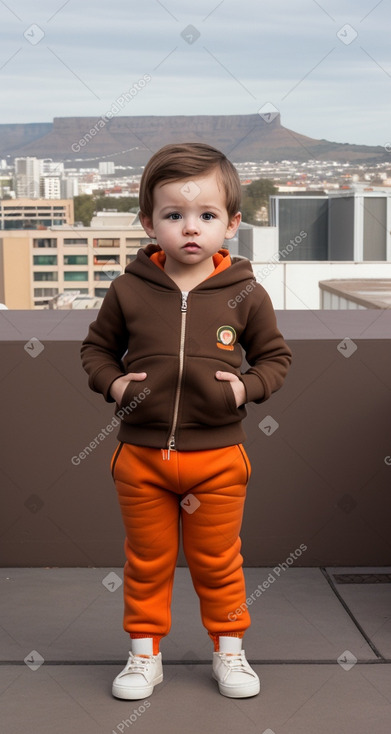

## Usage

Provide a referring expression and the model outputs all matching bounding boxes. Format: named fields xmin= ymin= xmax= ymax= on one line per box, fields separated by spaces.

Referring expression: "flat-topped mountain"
xmin=0 ymin=114 xmax=387 ymax=166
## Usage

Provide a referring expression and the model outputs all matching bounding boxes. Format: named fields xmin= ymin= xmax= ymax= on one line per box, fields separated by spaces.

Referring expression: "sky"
xmin=0 ymin=0 xmax=390 ymax=148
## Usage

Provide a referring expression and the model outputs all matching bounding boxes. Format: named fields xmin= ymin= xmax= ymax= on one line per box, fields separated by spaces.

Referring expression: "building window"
xmin=33 ymin=272 xmax=57 ymax=281
xmin=94 ymin=271 xmax=120 ymax=281
xmin=126 ymin=238 xmax=148 ymax=246
xmin=63 ymin=255 xmax=88 ymax=265
xmin=94 ymin=287 xmax=109 ymax=297
xmin=93 ymin=238 xmax=120 ymax=247
xmin=33 ymin=219 xmax=54 ymax=228
xmin=126 ymin=254 xmax=137 ymax=264
xmin=93 ymin=255 xmax=120 ymax=264
xmin=33 ymin=255 xmax=58 ymax=265
xmin=3 ymin=221 xmax=34 ymax=230
xmin=34 ymin=288 xmax=59 ymax=297
xmin=64 ymin=271 xmax=88 ymax=281
xmin=33 ymin=238 xmax=57 ymax=248
xmin=64 ymin=238 xmax=88 ymax=245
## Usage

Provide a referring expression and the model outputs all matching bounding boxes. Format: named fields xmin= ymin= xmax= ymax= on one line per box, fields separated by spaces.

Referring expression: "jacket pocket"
xmin=237 ymin=443 xmax=251 ymax=483
xmin=180 ymin=358 xmax=246 ymax=427
xmin=117 ymin=355 xmax=177 ymax=427
xmin=110 ymin=441 xmax=124 ymax=479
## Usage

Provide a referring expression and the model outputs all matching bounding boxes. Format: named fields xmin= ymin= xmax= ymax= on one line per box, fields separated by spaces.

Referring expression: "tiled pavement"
xmin=1 ymin=567 xmax=390 ymax=733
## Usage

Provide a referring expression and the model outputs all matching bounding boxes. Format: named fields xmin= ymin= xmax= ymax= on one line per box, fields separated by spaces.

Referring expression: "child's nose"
xmin=183 ymin=218 xmax=200 ymax=234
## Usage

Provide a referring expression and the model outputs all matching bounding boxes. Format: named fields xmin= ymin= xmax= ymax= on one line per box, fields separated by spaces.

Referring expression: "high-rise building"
xmin=14 ymin=157 xmax=43 ymax=198
xmin=61 ymin=176 xmax=79 ymax=198
xmin=14 ymin=157 xmax=75 ymax=200
xmin=40 ymin=176 xmax=62 ymax=199
xmin=42 ymin=159 xmax=65 ymax=175
xmin=99 ymin=161 xmax=115 ymax=175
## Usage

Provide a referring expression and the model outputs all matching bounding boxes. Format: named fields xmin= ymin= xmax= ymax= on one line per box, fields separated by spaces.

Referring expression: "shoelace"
xmin=219 ymin=652 xmax=249 ymax=673
xmin=122 ymin=653 xmax=155 ymax=675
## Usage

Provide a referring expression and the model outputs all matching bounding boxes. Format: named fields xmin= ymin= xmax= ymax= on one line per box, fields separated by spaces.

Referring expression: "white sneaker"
xmin=212 ymin=650 xmax=260 ymax=698
xmin=112 ymin=652 xmax=163 ymax=699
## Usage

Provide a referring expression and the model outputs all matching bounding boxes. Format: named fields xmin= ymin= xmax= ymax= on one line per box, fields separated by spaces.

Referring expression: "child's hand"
xmin=215 ymin=371 xmax=246 ymax=408
xmin=110 ymin=372 xmax=147 ymax=404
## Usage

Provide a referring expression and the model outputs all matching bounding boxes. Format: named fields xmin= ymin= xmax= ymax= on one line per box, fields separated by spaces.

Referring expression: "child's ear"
xmin=224 ymin=211 xmax=242 ymax=240
xmin=139 ymin=212 xmax=156 ymax=239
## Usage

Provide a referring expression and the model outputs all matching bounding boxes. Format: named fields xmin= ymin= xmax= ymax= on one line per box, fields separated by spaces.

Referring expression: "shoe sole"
xmin=212 ymin=672 xmax=260 ymax=698
xmin=112 ymin=673 xmax=163 ymax=700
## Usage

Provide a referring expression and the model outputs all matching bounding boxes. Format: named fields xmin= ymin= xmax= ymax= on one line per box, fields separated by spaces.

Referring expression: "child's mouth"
xmin=183 ymin=243 xmax=200 ymax=251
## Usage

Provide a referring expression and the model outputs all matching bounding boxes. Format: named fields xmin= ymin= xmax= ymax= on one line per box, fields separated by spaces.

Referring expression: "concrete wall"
xmin=251 ymin=226 xmax=391 ymax=310
xmin=0 ymin=237 xmax=31 ymax=308
xmin=252 ymin=260 xmax=391 ymax=310
xmin=0 ymin=310 xmax=390 ymax=567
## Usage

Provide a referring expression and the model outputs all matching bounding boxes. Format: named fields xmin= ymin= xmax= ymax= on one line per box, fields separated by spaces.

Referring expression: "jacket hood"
xmin=124 ymin=243 xmax=255 ymax=291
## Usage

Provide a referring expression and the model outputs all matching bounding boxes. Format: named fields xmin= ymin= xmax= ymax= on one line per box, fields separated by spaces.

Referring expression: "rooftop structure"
xmin=319 ymin=279 xmax=391 ymax=309
xmin=89 ymin=211 xmax=137 ymax=227
xmin=270 ymin=188 xmax=391 ymax=262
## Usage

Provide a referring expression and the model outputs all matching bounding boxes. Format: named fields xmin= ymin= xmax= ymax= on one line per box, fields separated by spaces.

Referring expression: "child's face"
xmin=140 ymin=168 xmax=241 ymax=268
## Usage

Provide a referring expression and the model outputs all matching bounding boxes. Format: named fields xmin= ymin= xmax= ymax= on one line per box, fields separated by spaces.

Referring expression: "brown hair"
xmin=139 ymin=142 xmax=241 ymax=219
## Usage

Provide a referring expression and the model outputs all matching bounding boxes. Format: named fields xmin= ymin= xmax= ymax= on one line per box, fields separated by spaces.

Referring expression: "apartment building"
xmin=0 ymin=224 xmax=149 ymax=309
xmin=40 ymin=176 xmax=62 ymax=200
xmin=0 ymin=198 xmax=73 ymax=230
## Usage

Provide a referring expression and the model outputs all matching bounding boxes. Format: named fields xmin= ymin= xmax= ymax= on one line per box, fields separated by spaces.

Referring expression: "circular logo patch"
xmin=216 ymin=325 xmax=237 ymax=351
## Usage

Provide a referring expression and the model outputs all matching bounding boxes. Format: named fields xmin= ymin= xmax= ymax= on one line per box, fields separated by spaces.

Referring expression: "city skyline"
xmin=0 ymin=0 xmax=390 ymax=149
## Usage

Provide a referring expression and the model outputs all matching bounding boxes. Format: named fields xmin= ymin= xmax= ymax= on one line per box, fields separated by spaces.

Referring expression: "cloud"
xmin=0 ymin=0 xmax=389 ymax=145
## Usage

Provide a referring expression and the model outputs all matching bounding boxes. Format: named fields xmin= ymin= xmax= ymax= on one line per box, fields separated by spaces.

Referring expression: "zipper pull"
xmin=162 ymin=436 xmax=176 ymax=460
xmin=181 ymin=292 xmax=188 ymax=312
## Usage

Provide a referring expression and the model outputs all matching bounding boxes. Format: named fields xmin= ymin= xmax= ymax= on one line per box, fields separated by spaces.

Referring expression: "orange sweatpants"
xmin=111 ymin=442 xmax=252 ymax=654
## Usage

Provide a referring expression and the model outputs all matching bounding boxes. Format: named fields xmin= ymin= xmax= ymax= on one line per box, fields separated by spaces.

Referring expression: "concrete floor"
xmin=1 ymin=567 xmax=390 ymax=734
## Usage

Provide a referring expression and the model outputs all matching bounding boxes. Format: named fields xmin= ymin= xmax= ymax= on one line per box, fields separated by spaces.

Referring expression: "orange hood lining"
xmin=149 ymin=248 xmax=231 ymax=280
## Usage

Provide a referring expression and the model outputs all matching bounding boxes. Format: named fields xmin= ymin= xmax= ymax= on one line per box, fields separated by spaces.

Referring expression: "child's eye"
xmin=166 ymin=212 xmax=182 ymax=220
xmin=201 ymin=212 xmax=215 ymax=221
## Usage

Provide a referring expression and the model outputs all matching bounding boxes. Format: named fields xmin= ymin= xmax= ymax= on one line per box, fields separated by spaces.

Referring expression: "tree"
xmin=73 ymin=194 xmax=96 ymax=226
xmin=73 ymin=194 xmax=140 ymax=226
xmin=94 ymin=195 xmax=139 ymax=213
xmin=241 ymin=179 xmax=277 ymax=226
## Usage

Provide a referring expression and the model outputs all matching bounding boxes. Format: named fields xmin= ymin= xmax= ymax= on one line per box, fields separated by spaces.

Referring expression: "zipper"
xmin=165 ymin=291 xmax=188 ymax=458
